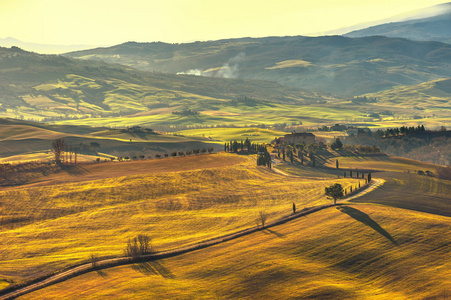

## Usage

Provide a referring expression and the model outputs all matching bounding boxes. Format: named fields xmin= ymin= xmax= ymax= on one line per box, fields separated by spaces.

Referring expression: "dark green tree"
xmin=336 ymin=159 xmax=339 ymax=169
xmin=331 ymin=138 xmax=343 ymax=150
xmin=368 ymin=173 xmax=372 ymax=182
xmin=325 ymin=183 xmax=344 ymax=205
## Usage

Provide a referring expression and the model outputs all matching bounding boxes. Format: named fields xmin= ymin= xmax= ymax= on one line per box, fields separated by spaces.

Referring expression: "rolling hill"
xmin=0 ymin=46 xmax=347 ymax=127
xmin=1 ymin=154 xmax=449 ymax=299
xmin=361 ymin=77 xmax=451 ymax=110
xmin=0 ymin=118 xmax=220 ymax=165
xmin=64 ymin=35 xmax=451 ymax=96
xmin=345 ymin=2 xmax=451 ymax=44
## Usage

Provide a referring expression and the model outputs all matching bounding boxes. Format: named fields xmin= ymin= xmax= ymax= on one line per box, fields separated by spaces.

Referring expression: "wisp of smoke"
xmin=215 ymin=52 xmax=246 ymax=79
xmin=177 ymin=69 xmax=203 ymax=76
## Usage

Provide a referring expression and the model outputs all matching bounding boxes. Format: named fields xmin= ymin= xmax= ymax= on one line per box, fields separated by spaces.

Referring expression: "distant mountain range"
xmin=0 ymin=45 xmax=335 ymax=125
xmin=344 ymin=2 xmax=451 ymax=44
xmin=64 ymin=35 xmax=451 ymax=96
xmin=0 ymin=37 xmax=102 ymax=54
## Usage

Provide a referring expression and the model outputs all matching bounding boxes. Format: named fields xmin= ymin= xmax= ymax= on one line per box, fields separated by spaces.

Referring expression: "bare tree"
xmin=257 ymin=211 xmax=268 ymax=227
xmin=125 ymin=234 xmax=153 ymax=259
xmin=52 ymin=139 xmax=66 ymax=165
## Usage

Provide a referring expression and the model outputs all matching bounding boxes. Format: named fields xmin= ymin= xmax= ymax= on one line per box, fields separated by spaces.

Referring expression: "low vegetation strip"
xmin=0 ymin=179 xmax=382 ymax=300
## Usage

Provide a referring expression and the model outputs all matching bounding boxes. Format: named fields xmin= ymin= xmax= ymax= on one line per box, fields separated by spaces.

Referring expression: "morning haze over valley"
xmin=0 ymin=1 xmax=450 ymax=299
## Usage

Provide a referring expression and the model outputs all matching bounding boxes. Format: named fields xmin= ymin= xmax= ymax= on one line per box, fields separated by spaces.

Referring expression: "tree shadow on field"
xmin=337 ymin=206 xmax=398 ymax=245
xmin=263 ymin=228 xmax=285 ymax=238
xmin=132 ymin=260 xmax=175 ymax=279
xmin=63 ymin=165 xmax=91 ymax=176
xmin=96 ymin=269 xmax=108 ymax=278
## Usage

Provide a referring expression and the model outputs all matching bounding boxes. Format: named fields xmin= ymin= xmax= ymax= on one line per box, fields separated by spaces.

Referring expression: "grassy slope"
xmin=64 ymin=36 xmax=451 ymax=96
xmin=175 ymin=127 xmax=287 ymax=143
xmin=325 ymin=153 xmax=441 ymax=173
xmin=1 ymin=46 xmax=450 ymax=129
xmin=2 ymin=46 xmax=354 ymax=127
xmin=0 ymin=118 xmax=219 ymax=162
xmin=0 ymin=153 xmax=361 ymax=285
xmin=362 ymin=77 xmax=451 ymax=112
xmin=351 ymin=172 xmax=451 ymax=217
xmin=20 ymin=204 xmax=451 ymax=300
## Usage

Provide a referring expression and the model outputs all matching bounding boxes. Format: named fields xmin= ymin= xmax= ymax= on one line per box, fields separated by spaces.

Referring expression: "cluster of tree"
xmin=172 ymin=109 xmax=199 ymax=116
xmin=225 ymin=138 xmax=264 ymax=154
xmin=230 ymin=96 xmax=260 ymax=106
xmin=417 ymin=170 xmax=435 ymax=177
xmin=318 ymin=124 xmax=353 ymax=132
xmin=351 ymin=96 xmax=378 ymax=104
xmin=119 ymin=126 xmax=154 ymax=133
xmin=342 ymin=144 xmax=381 ymax=154
xmin=276 ymin=143 xmax=318 ymax=167
xmin=256 ymin=147 xmax=272 ymax=168
xmin=345 ymin=129 xmax=449 ymax=166
xmin=52 ymin=138 xmax=79 ymax=165
xmin=373 ymin=125 xmax=426 ymax=138
xmin=330 ymin=138 xmax=343 ymax=150
xmin=124 ymin=234 xmax=153 ymax=259
xmin=118 ymin=147 xmax=215 ymax=161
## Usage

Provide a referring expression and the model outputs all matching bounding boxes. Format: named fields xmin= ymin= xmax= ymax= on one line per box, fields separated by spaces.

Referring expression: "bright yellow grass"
xmin=0 ymin=155 xmax=360 ymax=285
xmin=326 ymin=155 xmax=440 ymax=173
xmin=20 ymin=205 xmax=451 ymax=300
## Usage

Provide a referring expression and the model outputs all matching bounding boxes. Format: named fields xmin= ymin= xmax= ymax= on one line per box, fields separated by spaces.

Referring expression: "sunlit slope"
xmin=20 ymin=204 xmax=451 ymax=300
xmin=351 ymin=172 xmax=451 ymax=217
xmin=0 ymin=118 xmax=219 ymax=162
xmin=0 ymin=154 xmax=361 ymax=285
xmin=325 ymin=153 xmax=440 ymax=173
xmin=362 ymin=78 xmax=451 ymax=113
xmin=175 ymin=127 xmax=287 ymax=143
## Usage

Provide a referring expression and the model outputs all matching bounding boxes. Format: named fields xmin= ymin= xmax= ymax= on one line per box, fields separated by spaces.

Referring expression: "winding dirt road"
xmin=0 ymin=178 xmax=384 ymax=300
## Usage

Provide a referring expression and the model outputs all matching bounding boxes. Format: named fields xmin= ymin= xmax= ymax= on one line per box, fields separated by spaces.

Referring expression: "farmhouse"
xmin=284 ymin=132 xmax=315 ymax=145
xmin=271 ymin=132 xmax=316 ymax=146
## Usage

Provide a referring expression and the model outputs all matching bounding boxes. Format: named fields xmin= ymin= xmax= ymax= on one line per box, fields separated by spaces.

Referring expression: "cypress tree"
xmin=336 ymin=159 xmax=339 ymax=169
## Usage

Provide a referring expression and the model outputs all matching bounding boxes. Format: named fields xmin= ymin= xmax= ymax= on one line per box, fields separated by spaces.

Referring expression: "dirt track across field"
xmin=0 ymin=177 xmax=384 ymax=300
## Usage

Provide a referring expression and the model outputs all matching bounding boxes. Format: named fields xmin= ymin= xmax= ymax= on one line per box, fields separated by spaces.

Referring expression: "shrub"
xmin=257 ymin=211 xmax=268 ymax=227
xmin=125 ymin=234 xmax=153 ymax=259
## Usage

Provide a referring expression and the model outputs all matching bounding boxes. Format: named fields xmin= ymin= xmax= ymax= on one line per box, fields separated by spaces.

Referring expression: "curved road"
xmin=0 ymin=178 xmax=384 ymax=300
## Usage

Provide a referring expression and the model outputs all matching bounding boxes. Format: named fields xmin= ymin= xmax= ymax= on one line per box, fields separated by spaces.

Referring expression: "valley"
xmin=0 ymin=2 xmax=450 ymax=299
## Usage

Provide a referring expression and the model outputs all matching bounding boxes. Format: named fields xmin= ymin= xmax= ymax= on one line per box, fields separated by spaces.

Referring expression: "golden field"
xmin=0 ymin=153 xmax=362 ymax=287
xmin=19 ymin=204 xmax=451 ymax=300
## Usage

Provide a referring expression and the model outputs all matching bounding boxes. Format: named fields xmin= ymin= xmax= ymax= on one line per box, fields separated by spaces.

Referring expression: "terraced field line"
xmin=0 ymin=179 xmax=385 ymax=300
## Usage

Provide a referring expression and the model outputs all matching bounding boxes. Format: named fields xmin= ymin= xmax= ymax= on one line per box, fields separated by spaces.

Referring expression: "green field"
xmin=175 ymin=127 xmax=287 ymax=143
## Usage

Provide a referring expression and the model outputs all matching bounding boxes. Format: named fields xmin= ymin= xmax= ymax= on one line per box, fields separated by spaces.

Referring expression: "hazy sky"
xmin=0 ymin=0 xmax=448 ymax=45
